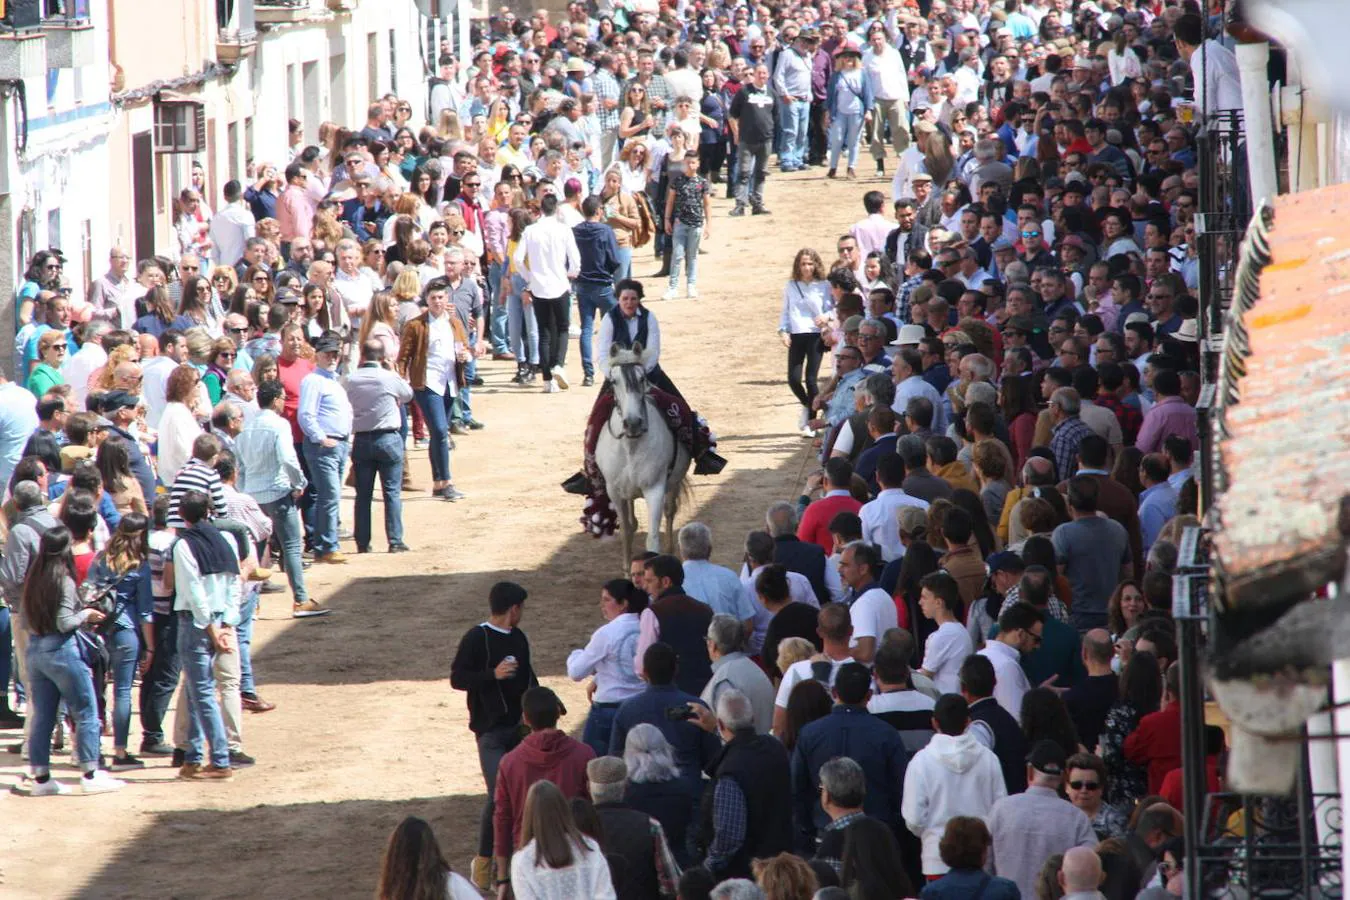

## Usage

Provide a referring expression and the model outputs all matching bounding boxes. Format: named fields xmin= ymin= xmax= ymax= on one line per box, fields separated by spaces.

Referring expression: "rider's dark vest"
xmin=608 ymin=306 xmax=650 ymax=352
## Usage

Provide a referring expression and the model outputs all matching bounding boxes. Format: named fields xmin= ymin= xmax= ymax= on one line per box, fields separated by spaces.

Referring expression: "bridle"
xmin=607 ymin=359 xmax=650 ymax=440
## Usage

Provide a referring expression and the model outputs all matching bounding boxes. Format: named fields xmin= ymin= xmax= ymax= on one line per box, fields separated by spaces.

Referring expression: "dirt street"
xmin=0 ymin=169 xmax=872 ymax=899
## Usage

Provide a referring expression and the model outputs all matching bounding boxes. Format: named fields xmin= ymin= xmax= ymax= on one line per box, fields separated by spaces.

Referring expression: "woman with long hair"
xmin=623 ymin=723 xmax=699 ymax=867
xmin=840 ymin=816 xmax=917 ymax=900
xmin=375 ymin=815 xmax=480 ymax=900
xmin=96 ymin=436 xmax=147 ymax=518
xmin=505 ymin=207 xmax=540 ymax=382
xmin=1100 ymin=650 xmax=1161 ymax=815
xmin=619 ymin=82 xmax=653 ymax=145
xmin=1107 ymin=580 xmax=1146 ymax=640
xmin=173 ymin=276 xmax=213 ymax=333
xmin=567 ymin=579 xmax=648 ymax=757
xmin=363 ymin=239 xmax=388 ymax=283
xmin=19 ymin=525 xmax=125 ymax=795
xmin=301 ymin=283 xmax=334 ymax=341
xmin=1108 ymin=31 xmax=1143 ymax=86
xmin=825 ymin=43 xmax=872 ymax=179
xmin=385 ymin=214 xmax=421 ymax=267
xmin=617 ymin=140 xmax=652 ymax=195
xmin=781 ymin=678 xmax=833 ymax=754
xmin=859 ymin=251 xmax=897 ymax=294
xmin=242 ymin=264 xmax=276 ymax=305
xmin=133 ymin=284 xmax=177 ymax=337
xmin=998 ymin=374 xmax=1039 ymax=473
xmin=393 ymin=128 xmax=422 ymax=180
xmin=598 ymin=165 xmax=642 ymax=280
xmin=85 ymin=513 xmax=155 ymax=770
xmin=510 ymin=779 xmax=616 ymax=899
xmin=780 ymin=248 xmax=832 ymax=437
xmin=227 ymin=283 xmax=259 ymax=318
xmin=209 ymin=265 xmax=239 ymax=301
xmin=950 ymin=488 xmax=997 ymax=558
xmin=358 ymin=291 xmax=401 ymax=361
xmin=1021 ymin=686 xmax=1084 ymax=758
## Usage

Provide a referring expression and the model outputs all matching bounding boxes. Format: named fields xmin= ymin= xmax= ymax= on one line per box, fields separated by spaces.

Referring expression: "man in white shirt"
xmin=862 ymin=23 xmax=911 ymax=177
xmin=772 ymin=603 xmax=855 ymax=737
xmin=1173 ymin=13 xmax=1241 ymax=120
xmin=332 ymin=238 xmax=380 ymax=332
xmin=918 ymin=571 xmax=974 ymax=694
xmin=141 ymin=329 xmax=192 ymax=429
xmin=977 ymin=603 xmax=1043 ymax=720
xmin=61 ymin=319 xmax=112 ymax=409
xmin=513 ymin=194 xmax=580 ymax=391
xmin=837 ymin=542 xmax=898 ymax=665
xmin=859 ymin=453 xmax=929 ymax=561
xmin=209 ymin=180 xmax=257 ymax=268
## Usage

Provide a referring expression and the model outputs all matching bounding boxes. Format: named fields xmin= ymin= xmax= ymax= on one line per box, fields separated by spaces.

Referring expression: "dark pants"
xmin=724 ymin=139 xmax=739 ymax=198
xmin=533 ymin=295 xmax=568 ymax=380
xmin=294 ymin=441 xmax=316 ymax=548
xmin=352 ymin=430 xmax=404 ymax=550
xmin=138 ymin=611 xmax=181 ymax=745
xmin=808 ymin=99 xmax=828 ymax=165
xmin=735 ymin=141 xmax=770 ymax=210
xmin=699 ymin=140 xmax=728 ymax=180
xmin=476 ymin=725 xmax=523 ymax=857
xmin=787 ymin=331 xmax=825 ymax=408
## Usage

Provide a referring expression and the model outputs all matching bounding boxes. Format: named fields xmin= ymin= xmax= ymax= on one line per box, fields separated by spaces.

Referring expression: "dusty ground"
xmin=0 ymin=167 xmax=875 ymax=899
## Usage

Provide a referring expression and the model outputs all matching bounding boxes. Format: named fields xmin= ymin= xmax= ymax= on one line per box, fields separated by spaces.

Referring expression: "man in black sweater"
xmin=450 ymin=581 xmax=538 ymax=889
xmin=959 ymin=653 xmax=1027 ymax=794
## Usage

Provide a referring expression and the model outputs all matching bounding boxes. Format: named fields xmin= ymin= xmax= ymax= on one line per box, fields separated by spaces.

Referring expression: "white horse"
xmin=594 ymin=343 xmax=690 ymax=566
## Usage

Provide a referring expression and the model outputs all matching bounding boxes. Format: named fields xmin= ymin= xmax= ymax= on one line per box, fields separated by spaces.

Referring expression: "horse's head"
xmin=610 ymin=342 xmax=651 ymax=439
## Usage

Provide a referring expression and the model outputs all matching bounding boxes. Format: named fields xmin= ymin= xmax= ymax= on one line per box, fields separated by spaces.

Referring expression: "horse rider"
xmin=562 ymin=279 xmax=726 ymax=537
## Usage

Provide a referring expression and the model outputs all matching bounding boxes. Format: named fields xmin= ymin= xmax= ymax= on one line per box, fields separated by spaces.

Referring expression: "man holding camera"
xmin=609 ymin=642 xmax=721 ymax=786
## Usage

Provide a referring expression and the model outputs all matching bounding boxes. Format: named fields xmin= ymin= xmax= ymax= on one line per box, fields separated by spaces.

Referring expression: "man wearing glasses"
xmin=87 ymin=247 xmax=133 ymax=327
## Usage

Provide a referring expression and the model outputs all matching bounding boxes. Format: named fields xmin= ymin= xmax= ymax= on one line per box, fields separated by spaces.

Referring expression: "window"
xmin=153 ymin=98 xmax=205 ymax=154
xmin=388 ymin=29 xmax=397 ymax=96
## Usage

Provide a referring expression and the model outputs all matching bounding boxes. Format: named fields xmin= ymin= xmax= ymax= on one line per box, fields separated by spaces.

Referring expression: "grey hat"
xmin=991 ymin=236 xmax=1015 ymax=252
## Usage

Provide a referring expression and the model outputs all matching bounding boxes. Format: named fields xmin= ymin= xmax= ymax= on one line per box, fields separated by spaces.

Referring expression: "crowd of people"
xmin=0 ymin=0 xmax=1240 ymax=895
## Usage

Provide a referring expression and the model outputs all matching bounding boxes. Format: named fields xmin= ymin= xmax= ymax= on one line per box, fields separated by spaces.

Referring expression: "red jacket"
xmin=797 ymin=491 xmax=862 ymax=553
xmin=1123 ymin=702 xmax=1182 ymax=795
xmin=492 ymin=728 xmax=595 ymax=856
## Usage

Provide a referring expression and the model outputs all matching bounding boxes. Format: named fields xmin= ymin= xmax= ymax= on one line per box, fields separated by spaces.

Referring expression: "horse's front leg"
xmin=643 ymin=482 xmax=667 ymax=554
xmin=617 ymin=498 xmax=637 ymax=574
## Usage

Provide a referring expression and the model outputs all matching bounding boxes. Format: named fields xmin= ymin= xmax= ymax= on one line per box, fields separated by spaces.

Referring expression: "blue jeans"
xmin=456 ymin=358 xmax=476 ymax=423
xmin=238 ymin=589 xmax=257 ymax=696
xmin=575 ymin=281 xmax=616 ymax=378
xmin=614 ymin=246 xmax=633 ymax=281
xmin=139 ymin=611 xmax=180 ymax=743
xmin=109 ymin=626 xmax=139 ymax=749
xmin=669 ymin=221 xmax=702 ymax=290
xmin=487 ymin=260 xmax=509 ymax=353
xmin=506 ymin=274 xmax=539 ymax=364
xmin=260 ymin=494 xmax=308 ymax=603
xmin=302 ymin=438 xmax=348 ymax=555
xmin=176 ymin=613 xmax=229 ymax=768
xmin=414 ymin=387 xmax=455 ymax=483
xmin=582 ymin=702 xmax=620 ymax=758
xmin=828 ymin=112 xmax=865 ymax=169
xmin=26 ymin=632 xmax=100 ymax=773
xmin=780 ymin=98 xmax=810 ymax=168
xmin=352 ymin=430 xmax=404 ymax=549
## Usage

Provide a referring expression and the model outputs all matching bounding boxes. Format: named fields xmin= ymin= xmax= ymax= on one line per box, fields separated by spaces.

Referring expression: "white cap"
xmin=890 ymin=324 xmax=927 ymax=347
xmin=1175 ymin=318 xmax=1199 ymax=342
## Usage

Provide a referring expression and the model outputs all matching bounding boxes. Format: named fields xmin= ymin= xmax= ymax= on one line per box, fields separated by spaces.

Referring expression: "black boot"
xmin=694 ymin=451 xmax=728 ymax=476
xmin=651 ymin=244 xmax=672 ymax=278
xmin=0 ymin=703 xmax=23 ymax=728
xmin=561 ymin=472 xmax=595 ymax=495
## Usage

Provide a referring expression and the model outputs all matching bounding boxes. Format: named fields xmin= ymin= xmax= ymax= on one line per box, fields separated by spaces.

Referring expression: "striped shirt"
xmin=236 ymin=408 xmax=307 ymax=505
xmin=167 ymin=458 xmax=228 ymax=528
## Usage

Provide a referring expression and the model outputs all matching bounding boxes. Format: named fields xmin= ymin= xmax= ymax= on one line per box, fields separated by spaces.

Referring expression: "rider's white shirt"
xmin=596 ymin=309 xmax=661 ymax=377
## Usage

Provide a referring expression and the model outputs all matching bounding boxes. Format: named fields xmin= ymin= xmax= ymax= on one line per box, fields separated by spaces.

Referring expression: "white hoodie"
xmin=901 ymin=729 xmax=1008 ymax=874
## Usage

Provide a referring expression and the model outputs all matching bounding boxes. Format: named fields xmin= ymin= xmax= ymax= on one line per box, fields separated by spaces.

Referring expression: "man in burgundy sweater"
xmin=797 ymin=457 xmax=862 ymax=553
xmin=1124 ymin=661 xmax=1182 ymax=794
xmin=493 ymin=687 xmax=595 ymax=884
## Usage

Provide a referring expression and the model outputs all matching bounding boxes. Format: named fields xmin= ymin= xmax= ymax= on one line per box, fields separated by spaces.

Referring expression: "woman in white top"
xmin=155 ymin=363 xmax=204 ymax=486
xmin=566 ymin=578 xmax=648 ymax=757
xmin=375 ymin=816 xmax=480 ymax=900
xmin=510 ymin=780 xmax=616 ymax=900
xmin=617 ymin=140 xmax=652 ymax=196
xmin=1107 ymin=32 xmax=1142 ymax=86
xmin=778 ymin=248 xmax=832 ymax=437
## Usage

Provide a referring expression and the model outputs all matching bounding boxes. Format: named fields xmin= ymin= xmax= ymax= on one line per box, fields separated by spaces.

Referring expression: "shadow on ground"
xmin=71 ymin=792 xmax=487 ymax=900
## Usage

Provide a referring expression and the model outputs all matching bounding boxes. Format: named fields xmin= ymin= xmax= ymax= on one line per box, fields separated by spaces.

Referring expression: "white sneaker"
xmin=29 ymin=777 xmax=68 ymax=793
xmin=661 ymin=288 xmax=678 ymax=301
xmin=797 ymin=407 xmax=809 ymax=430
xmin=79 ymin=770 xmax=126 ymax=795
xmin=544 ymin=381 xmax=560 ymax=394
xmin=552 ymin=367 xmax=570 ymax=390
xmin=686 ymin=286 xmax=698 ymax=299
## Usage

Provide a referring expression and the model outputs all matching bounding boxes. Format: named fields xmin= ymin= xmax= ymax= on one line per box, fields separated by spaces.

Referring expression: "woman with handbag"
xmin=84 ymin=514 xmax=155 ymax=771
xmin=598 ymin=165 xmax=643 ymax=281
xmin=19 ymin=525 xmax=126 ymax=795
xmin=778 ymin=248 xmax=833 ymax=437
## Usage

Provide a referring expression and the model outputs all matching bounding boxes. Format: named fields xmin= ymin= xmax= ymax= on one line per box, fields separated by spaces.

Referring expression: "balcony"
xmin=42 ymin=15 xmax=96 ymax=69
xmin=216 ymin=0 xmax=257 ymax=63
xmin=0 ymin=28 xmax=46 ymax=81
xmin=254 ymin=0 xmax=312 ymax=25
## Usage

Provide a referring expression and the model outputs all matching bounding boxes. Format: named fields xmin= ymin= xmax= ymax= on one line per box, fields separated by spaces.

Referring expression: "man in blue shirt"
xmin=678 ymin=521 xmax=757 ymax=633
xmin=297 ymin=331 xmax=353 ymax=565
xmin=609 ymin=643 xmax=721 ymax=786
xmin=1138 ymin=453 xmax=1178 ymax=552
xmin=790 ymin=662 xmax=909 ymax=853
